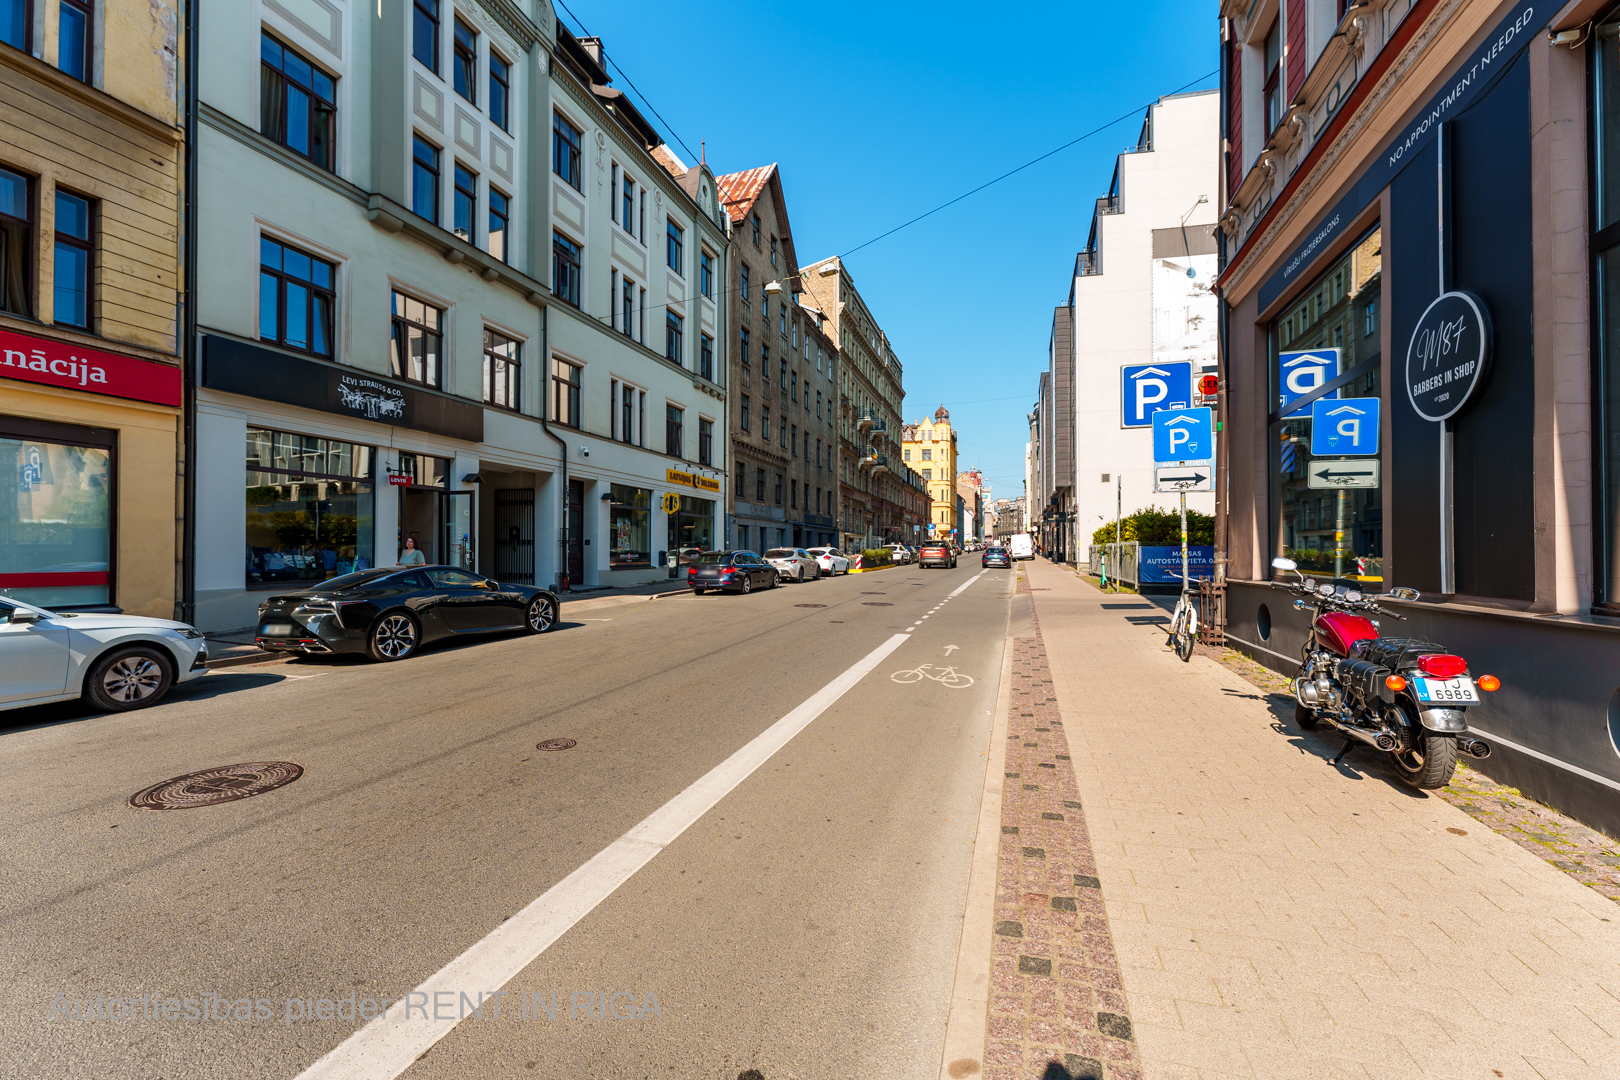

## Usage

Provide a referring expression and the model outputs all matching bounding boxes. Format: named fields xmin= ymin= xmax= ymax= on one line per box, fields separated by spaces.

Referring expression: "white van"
xmin=1008 ymin=533 xmax=1035 ymax=560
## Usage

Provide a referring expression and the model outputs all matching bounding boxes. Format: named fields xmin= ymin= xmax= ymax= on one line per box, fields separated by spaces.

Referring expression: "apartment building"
xmin=900 ymin=407 xmax=960 ymax=543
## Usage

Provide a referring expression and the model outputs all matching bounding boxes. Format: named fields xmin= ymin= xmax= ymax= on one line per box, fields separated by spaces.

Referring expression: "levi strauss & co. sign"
xmin=1405 ymin=291 xmax=1492 ymax=422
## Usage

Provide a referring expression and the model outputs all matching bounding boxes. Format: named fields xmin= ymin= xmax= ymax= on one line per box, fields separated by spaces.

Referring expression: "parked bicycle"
xmin=1165 ymin=570 xmax=1200 ymax=663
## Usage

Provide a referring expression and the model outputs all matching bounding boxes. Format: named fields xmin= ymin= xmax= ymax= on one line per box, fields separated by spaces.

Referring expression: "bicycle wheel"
xmin=1175 ymin=626 xmax=1194 ymax=662
xmin=890 ymin=669 xmax=925 ymax=684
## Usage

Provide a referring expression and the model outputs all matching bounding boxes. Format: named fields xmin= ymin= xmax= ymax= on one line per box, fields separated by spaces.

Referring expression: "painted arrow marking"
xmin=944 ymin=644 xmax=960 ymax=655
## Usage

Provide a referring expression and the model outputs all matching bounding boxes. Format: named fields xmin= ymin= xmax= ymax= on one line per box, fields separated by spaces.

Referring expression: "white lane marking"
xmin=948 ymin=570 xmax=987 ymax=599
xmin=294 ymin=632 xmax=912 ymax=1080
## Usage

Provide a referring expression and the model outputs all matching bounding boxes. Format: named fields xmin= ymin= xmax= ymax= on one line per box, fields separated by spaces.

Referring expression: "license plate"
xmin=1414 ymin=676 xmax=1479 ymax=704
xmin=260 ymin=623 xmax=294 ymax=637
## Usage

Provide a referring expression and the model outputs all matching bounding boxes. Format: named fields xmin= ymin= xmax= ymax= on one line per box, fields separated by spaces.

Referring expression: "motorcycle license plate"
xmin=1414 ymin=676 xmax=1479 ymax=704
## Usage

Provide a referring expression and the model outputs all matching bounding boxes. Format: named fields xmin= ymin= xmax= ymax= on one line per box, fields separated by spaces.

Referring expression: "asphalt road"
xmin=0 ymin=560 xmax=1015 ymax=1080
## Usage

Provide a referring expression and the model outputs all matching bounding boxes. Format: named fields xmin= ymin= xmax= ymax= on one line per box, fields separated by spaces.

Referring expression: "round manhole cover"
xmin=130 ymin=762 xmax=303 ymax=810
xmin=795 ymin=603 xmax=827 ymax=608
xmin=862 ymin=602 xmax=893 ymax=607
xmin=537 ymin=738 xmax=578 ymax=751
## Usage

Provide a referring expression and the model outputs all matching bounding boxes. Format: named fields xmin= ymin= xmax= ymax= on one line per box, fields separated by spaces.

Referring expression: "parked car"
xmin=884 ymin=543 xmax=912 ymax=564
xmin=256 ymin=565 xmax=558 ymax=662
xmin=1 ymin=596 xmax=209 ymax=713
xmin=1008 ymin=533 xmax=1035 ymax=560
xmin=919 ymin=542 xmax=957 ymax=569
xmin=806 ymin=547 xmax=851 ymax=576
xmin=688 ymin=550 xmax=780 ymax=594
xmin=764 ymin=548 xmax=821 ymax=582
xmin=982 ymin=546 xmax=1012 ymax=568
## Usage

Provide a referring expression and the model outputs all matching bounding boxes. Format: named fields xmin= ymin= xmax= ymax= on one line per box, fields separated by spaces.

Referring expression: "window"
xmin=552 ymin=231 xmax=580 ymax=306
xmin=245 ymin=428 xmax=373 ymax=590
xmin=923 ymin=469 xmax=932 ymax=481
xmin=762 ymin=296 xmax=769 ymax=325
xmin=700 ymin=250 xmax=713 ymax=298
xmin=261 ymin=237 xmax=335 ymax=357
xmin=903 ymin=448 xmax=910 ymax=461
xmin=779 ymin=414 xmax=788 ymax=448
xmin=667 ymin=219 xmax=684 ymax=275
xmin=611 ymin=164 xmax=619 ymax=221
xmin=665 ymin=309 xmax=684 ymax=367
xmin=261 ymin=34 xmax=336 ymax=170
xmin=620 ymin=382 xmax=636 ymax=443
xmin=762 ymin=409 xmax=771 ymax=442
xmin=0 ymin=166 xmax=28 ymax=317
xmin=774 ymin=472 xmax=783 ymax=505
xmin=483 ymin=328 xmax=519 ymax=410
xmin=756 ymin=468 xmax=766 ymax=502
xmin=1262 ymin=20 xmax=1282 ymax=136
xmin=769 ymin=236 xmax=778 ymax=268
xmin=413 ymin=0 xmax=439 ymax=72
xmin=666 ymin=404 xmax=683 ymax=458
xmin=740 ymin=395 xmax=750 ymax=432
xmin=790 ymin=479 xmax=797 ymax=509
xmin=453 ymin=163 xmax=476 ymax=244
xmin=52 ymin=190 xmax=90 ymax=328
xmin=791 ymin=425 xmax=797 ymax=457
xmin=609 ymin=484 xmax=651 ymax=566
xmin=921 ymin=448 xmax=932 ymax=460
xmin=762 ymin=345 xmax=770 ymax=380
xmin=639 ymin=390 xmax=646 ymax=446
xmin=412 ymin=136 xmax=440 ymax=223
xmin=1 ymin=0 xmax=27 ymax=50
xmin=489 ymin=52 xmax=510 ymax=130
xmin=553 ymin=112 xmax=582 ymax=189
xmin=620 ymin=275 xmax=635 ymax=339
xmin=488 ymin=187 xmax=509 ymax=262
xmin=621 ymin=174 xmax=636 ymax=235
xmin=1595 ymin=3 xmax=1620 ymax=608
xmin=57 ymin=0 xmax=90 ymax=82
xmin=700 ymin=333 xmax=714 ymax=381
xmin=751 ymin=212 xmax=760 ymax=247
xmin=639 ymin=287 xmax=646 ymax=344
xmin=816 ymin=391 xmax=822 ymax=418
xmin=699 ymin=417 xmax=713 ymax=465
xmin=452 ymin=19 xmax=476 ymax=103
xmin=740 ymin=262 xmax=750 ymax=300
xmin=740 ymin=327 xmax=750 ymax=369
xmin=791 ymin=374 xmax=798 ymax=402
xmin=388 ymin=291 xmax=441 ymax=385
xmin=552 ymin=358 xmax=582 ymax=427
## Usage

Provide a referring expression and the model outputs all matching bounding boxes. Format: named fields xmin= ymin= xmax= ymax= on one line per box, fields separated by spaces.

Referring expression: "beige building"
xmin=901 ymin=407 xmax=961 ymax=542
xmin=0 ymin=1 xmax=184 ymax=617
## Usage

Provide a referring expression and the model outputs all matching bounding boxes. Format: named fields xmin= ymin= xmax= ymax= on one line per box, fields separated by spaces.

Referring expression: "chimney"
xmin=577 ymin=36 xmax=607 ymax=70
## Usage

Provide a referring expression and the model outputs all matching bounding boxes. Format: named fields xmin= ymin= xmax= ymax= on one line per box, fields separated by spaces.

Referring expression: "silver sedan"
xmin=764 ymin=548 xmax=822 ymax=583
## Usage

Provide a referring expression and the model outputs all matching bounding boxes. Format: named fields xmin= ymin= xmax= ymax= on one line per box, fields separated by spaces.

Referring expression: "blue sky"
xmin=558 ymin=0 xmax=1219 ymax=501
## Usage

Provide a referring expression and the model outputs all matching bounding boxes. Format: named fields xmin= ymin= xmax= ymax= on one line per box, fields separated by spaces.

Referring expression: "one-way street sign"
xmin=1154 ymin=465 xmax=1213 ymax=492
xmin=1306 ymin=459 xmax=1381 ymax=489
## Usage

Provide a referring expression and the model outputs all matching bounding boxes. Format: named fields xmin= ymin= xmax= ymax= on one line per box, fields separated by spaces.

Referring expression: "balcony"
xmin=860 ymin=448 xmax=889 ymax=473
xmin=868 ymin=418 xmax=888 ymax=441
xmin=856 ymin=413 xmax=876 ymax=434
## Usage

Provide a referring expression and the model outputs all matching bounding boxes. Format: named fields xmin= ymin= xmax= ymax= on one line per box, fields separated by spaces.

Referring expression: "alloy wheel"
xmin=527 ymin=597 xmax=556 ymax=632
xmin=102 ymin=655 xmax=164 ymax=703
xmin=373 ymin=614 xmax=417 ymax=659
xmin=740 ymin=576 xmax=753 ymax=594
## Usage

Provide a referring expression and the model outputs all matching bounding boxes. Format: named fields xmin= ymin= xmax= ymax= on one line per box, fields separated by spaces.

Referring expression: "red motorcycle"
xmin=1272 ymin=557 xmax=1500 ymax=789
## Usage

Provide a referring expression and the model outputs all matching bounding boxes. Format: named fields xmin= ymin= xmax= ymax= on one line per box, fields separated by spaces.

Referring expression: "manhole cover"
xmin=862 ymin=602 xmax=893 ymax=607
xmin=537 ymin=738 xmax=578 ymax=751
xmin=795 ymin=603 xmax=827 ymax=608
xmin=130 ymin=762 xmax=303 ymax=810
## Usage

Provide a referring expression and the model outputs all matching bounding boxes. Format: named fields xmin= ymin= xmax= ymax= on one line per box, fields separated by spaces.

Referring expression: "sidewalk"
xmin=980 ymin=559 xmax=1620 ymax=1079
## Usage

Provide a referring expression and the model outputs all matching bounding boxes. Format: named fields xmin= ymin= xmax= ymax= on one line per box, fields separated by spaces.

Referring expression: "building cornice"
xmin=0 ymin=43 xmax=181 ymax=143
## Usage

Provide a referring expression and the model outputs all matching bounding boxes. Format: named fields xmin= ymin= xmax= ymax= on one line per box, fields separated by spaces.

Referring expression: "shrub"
xmin=1091 ymin=506 xmax=1214 ymax=547
xmin=860 ymin=548 xmax=893 ymax=566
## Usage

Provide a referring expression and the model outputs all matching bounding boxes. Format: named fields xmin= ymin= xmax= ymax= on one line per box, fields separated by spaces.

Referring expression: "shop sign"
xmin=661 ymin=492 xmax=681 ymax=514
xmin=665 ymin=468 xmax=721 ymax=493
xmin=1405 ymin=291 xmax=1492 ymax=422
xmin=388 ymin=473 xmax=412 ymax=487
xmin=0 ymin=326 xmax=182 ymax=407
xmin=336 ymin=374 xmax=406 ymax=422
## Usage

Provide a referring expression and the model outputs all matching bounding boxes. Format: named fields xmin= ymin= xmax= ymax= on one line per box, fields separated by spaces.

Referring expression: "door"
xmin=493 ymin=489 xmax=535 ymax=584
xmin=444 ymin=491 xmax=474 ymax=571
xmin=424 ymin=566 xmax=497 ymax=631
xmin=0 ymin=603 xmax=71 ymax=703
xmin=566 ymin=479 xmax=584 ymax=585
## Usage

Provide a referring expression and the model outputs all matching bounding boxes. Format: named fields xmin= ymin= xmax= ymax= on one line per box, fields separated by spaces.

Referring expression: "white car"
xmin=885 ymin=543 xmax=913 ymax=564
xmin=806 ymin=547 xmax=850 ymax=576
xmin=763 ymin=548 xmax=822 ymax=583
xmin=1 ymin=597 xmax=210 ymax=713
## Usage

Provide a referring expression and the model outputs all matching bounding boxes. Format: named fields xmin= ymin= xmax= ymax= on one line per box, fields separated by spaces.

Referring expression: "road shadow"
xmin=1261 ymin=694 xmax=1430 ymax=798
xmin=0 ymin=667 xmax=295 ymax=736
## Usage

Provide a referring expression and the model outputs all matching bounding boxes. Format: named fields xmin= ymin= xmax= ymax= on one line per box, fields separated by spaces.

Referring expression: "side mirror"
xmin=10 ymin=609 xmax=43 ymax=624
xmin=1387 ymin=587 xmax=1420 ymax=601
xmin=1271 ymin=557 xmax=1297 ymax=571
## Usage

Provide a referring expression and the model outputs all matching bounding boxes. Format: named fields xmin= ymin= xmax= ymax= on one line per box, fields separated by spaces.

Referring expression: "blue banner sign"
xmin=1138 ymin=545 xmax=1216 ymax=585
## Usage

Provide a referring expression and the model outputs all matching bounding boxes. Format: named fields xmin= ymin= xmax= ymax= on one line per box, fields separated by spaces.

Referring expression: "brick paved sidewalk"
xmin=1015 ymin=559 xmax=1620 ymax=1080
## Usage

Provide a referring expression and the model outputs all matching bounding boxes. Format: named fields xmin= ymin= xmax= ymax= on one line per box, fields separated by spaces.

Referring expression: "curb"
xmin=207 ymin=649 xmax=288 ymax=670
xmin=849 ymin=562 xmax=900 ymax=573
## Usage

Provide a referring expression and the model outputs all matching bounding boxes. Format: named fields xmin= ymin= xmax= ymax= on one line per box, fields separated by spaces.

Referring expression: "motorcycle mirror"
xmin=1388 ymin=587 xmax=1420 ymax=601
xmin=1271 ymin=557 xmax=1297 ymax=571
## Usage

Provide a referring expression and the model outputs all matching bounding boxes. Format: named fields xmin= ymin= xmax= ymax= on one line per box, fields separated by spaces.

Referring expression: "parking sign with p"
xmin=1309 ymin=397 xmax=1380 ymax=456
xmin=1278 ymin=349 xmax=1340 ymax=411
xmin=1152 ymin=407 xmax=1213 ymax=464
xmin=1121 ymin=361 xmax=1192 ymax=427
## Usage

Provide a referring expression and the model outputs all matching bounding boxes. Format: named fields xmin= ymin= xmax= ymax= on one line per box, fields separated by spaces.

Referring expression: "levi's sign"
xmin=1405 ymin=291 xmax=1492 ymax=422
xmin=0 ymin=327 xmax=182 ymax=407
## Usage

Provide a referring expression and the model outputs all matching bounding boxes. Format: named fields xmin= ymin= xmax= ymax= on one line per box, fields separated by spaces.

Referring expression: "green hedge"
xmin=1091 ymin=506 xmax=1214 ymax=547
xmin=860 ymin=548 xmax=893 ymax=566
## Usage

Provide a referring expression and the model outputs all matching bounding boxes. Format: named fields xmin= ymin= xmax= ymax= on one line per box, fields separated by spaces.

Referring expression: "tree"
xmin=1091 ymin=506 xmax=1214 ymax=547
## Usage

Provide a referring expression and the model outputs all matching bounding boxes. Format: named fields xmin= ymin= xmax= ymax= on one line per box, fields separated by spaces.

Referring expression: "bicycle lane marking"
xmin=293 ymin=631 xmax=912 ymax=1080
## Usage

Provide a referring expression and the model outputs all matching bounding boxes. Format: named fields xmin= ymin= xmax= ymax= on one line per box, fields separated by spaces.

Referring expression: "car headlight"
xmin=178 ymin=628 xmax=205 ymax=639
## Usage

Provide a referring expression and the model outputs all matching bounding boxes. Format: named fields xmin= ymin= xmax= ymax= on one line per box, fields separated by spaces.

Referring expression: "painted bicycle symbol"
xmin=890 ymin=664 xmax=975 ymax=689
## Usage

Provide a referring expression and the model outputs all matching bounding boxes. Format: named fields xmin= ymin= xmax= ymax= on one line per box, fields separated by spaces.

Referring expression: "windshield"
xmin=310 ymin=569 xmax=399 ymax=591
xmin=695 ymin=553 xmax=728 ymax=565
xmin=764 ymin=549 xmax=796 ymax=558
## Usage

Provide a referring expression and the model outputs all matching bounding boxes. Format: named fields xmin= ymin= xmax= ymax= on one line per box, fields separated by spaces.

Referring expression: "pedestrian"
xmin=398 ymin=536 xmax=426 ymax=567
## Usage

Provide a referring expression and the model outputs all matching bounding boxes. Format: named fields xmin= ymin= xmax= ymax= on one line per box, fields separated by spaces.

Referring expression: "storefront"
xmin=1 ymin=327 xmax=181 ymax=617
xmin=663 ymin=468 xmax=719 ymax=566
xmin=1217 ymin=0 xmax=1620 ymax=831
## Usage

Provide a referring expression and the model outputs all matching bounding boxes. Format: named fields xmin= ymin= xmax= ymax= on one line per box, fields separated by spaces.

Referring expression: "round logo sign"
xmin=1405 ymin=291 xmax=1492 ymax=422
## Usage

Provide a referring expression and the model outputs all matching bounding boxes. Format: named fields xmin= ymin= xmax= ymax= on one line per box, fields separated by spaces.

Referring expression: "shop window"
xmin=1268 ymin=225 xmax=1383 ymax=583
xmin=0 ymin=420 xmax=111 ymax=607
xmin=261 ymin=33 xmax=336 ymax=170
xmin=609 ymin=483 xmax=650 ymax=567
xmin=0 ymin=166 xmax=30 ymax=317
xmin=261 ymin=237 xmax=335 ymax=357
xmin=53 ymin=190 xmax=91 ymax=329
xmin=245 ymin=426 xmax=374 ymax=589
xmin=1595 ymin=4 xmax=1620 ymax=609
xmin=483 ymin=328 xmax=519 ymax=411
xmin=389 ymin=291 xmax=441 ymax=386
xmin=668 ymin=494 xmax=713 ymax=564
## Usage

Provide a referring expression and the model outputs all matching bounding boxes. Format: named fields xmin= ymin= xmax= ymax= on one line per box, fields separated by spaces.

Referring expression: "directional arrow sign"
xmin=1306 ymin=459 xmax=1381 ymax=489
xmin=1152 ymin=407 xmax=1213 ymax=465
xmin=1154 ymin=466 xmax=1213 ymax=492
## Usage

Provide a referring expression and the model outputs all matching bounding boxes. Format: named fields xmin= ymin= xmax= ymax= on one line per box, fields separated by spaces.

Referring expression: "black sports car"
xmin=255 ymin=565 xmax=559 ymax=661
xmin=686 ymin=550 xmax=781 ymax=594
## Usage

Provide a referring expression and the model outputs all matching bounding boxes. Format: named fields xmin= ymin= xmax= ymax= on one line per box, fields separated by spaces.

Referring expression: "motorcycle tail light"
xmin=1385 ymin=675 xmax=1408 ymax=692
xmin=1478 ymin=675 xmax=1501 ymax=691
xmin=1418 ymin=654 xmax=1468 ymax=678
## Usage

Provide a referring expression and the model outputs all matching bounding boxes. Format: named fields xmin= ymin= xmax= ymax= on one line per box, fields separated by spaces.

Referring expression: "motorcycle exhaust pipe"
xmin=1460 ymin=738 xmax=1491 ymax=759
xmin=1328 ymin=719 xmax=1400 ymax=752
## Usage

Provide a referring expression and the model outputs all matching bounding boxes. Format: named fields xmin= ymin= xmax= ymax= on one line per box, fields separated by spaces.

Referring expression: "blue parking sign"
xmin=1310 ymin=397 xmax=1379 ymax=456
xmin=1153 ymin=407 xmax=1213 ymax=464
xmin=1278 ymin=349 xmax=1340 ymax=410
xmin=1121 ymin=362 xmax=1191 ymax=428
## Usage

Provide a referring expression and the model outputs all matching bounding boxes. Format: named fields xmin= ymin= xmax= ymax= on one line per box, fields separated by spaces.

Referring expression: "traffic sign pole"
xmin=1180 ymin=491 xmax=1189 ymax=597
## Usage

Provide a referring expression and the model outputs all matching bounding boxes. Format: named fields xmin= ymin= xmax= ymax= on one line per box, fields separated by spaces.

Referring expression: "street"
xmin=1 ymin=564 xmax=1011 ymax=1080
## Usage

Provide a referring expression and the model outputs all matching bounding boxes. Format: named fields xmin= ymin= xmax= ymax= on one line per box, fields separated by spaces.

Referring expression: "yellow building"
xmin=900 ymin=406 xmax=959 ymax=542
xmin=0 ymin=2 xmax=183 ymax=617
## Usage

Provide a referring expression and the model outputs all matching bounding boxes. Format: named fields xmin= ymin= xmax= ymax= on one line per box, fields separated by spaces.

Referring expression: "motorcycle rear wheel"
xmin=1392 ymin=731 xmax=1458 ymax=789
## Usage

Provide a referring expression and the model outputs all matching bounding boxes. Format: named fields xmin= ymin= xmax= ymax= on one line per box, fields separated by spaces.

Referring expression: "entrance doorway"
xmin=399 ymin=487 xmax=474 ymax=570
xmin=493 ymin=489 xmax=534 ymax=584
xmin=566 ymin=479 xmax=584 ymax=585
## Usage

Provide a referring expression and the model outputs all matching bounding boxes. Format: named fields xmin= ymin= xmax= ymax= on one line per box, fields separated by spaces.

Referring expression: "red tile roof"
xmin=714 ymin=164 xmax=776 ymax=224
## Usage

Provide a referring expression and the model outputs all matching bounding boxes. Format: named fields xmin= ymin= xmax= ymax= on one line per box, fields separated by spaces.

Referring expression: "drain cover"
xmin=862 ymin=602 xmax=893 ymax=606
xmin=795 ymin=603 xmax=827 ymax=608
xmin=537 ymin=738 xmax=577 ymax=751
xmin=130 ymin=762 xmax=303 ymax=810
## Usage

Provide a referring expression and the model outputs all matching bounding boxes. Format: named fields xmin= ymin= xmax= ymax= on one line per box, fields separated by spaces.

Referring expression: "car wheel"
xmin=770 ymin=572 xmax=780 ymax=588
xmin=796 ymin=569 xmax=804 ymax=583
xmin=691 ymin=587 xmax=705 ymax=595
xmin=740 ymin=575 xmax=753 ymax=595
xmin=85 ymin=646 xmax=174 ymax=712
xmin=525 ymin=595 xmax=557 ymax=634
xmin=368 ymin=612 xmax=419 ymax=661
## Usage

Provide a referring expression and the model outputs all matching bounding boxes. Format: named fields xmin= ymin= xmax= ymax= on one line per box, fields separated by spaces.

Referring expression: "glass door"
xmin=444 ymin=491 xmax=474 ymax=571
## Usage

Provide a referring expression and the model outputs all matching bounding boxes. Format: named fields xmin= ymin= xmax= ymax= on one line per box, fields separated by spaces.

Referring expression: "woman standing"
xmin=398 ymin=536 xmax=426 ymax=567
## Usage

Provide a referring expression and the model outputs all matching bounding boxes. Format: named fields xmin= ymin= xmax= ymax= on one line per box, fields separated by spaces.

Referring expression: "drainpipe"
xmin=178 ymin=0 xmax=199 ymax=623
xmin=536 ymin=304 xmax=569 ymax=591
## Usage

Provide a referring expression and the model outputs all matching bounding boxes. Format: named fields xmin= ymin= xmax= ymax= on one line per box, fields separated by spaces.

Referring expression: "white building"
xmin=190 ymin=2 xmax=728 ymax=630
xmin=1065 ymin=91 xmax=1219 ymax=550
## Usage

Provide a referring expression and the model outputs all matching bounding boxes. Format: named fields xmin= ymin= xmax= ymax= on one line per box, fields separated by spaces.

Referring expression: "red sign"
xmin=388 ymin=474 xmax=411 ymax=486
xmin=0 ymin=327 xmax=182 ymax=407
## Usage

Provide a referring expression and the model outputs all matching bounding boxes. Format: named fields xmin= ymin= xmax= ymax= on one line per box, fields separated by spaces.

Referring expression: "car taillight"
xmin=1417 ymin=654 xmax=1468 ymax=678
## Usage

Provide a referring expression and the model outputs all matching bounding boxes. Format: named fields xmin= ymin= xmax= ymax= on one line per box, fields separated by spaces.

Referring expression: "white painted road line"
xmin=948 ymin=570 xmax=988 ymax=599
xmin=294 ymin=631 xmax=913 ymax=1080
